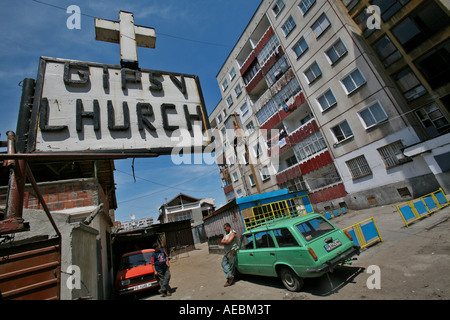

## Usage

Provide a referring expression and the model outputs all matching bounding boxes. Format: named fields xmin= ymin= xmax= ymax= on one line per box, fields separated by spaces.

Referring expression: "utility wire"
xmin=30 ymin=0 xmax=232 ymax=48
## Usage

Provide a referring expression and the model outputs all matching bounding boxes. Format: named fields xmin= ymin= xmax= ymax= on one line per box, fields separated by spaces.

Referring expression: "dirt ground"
xmin=140 ymin=203 xmax=450 ymax=301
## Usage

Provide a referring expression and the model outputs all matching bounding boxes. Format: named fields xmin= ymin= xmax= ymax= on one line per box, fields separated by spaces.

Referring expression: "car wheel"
xmin=279 ymin=267 xmax=303 ymax=292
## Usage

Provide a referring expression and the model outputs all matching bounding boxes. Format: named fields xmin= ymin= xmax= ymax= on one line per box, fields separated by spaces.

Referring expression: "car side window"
xmin=254 ymin=231 xmax=276 ymax=249
xmin=241 ymin=234 xmax=255 ymax=249
xmin=273 ymin=228 xmax=300 ymax=247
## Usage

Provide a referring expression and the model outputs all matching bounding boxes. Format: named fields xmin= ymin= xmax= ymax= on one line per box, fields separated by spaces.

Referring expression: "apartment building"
xmin=209 ymin=0 xmax=449 ymax=210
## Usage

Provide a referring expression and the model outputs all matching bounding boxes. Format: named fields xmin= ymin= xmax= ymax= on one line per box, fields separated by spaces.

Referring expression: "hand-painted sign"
xmin=24 ymin=56 xmax=211 ymax=156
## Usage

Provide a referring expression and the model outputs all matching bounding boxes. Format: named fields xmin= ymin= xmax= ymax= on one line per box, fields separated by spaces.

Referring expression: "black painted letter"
xmin=161 ymin=103 xmax=179 ymax=131
xmin=39 ymin=98 xmax=68 ymax=132
xmin=76 ymin=99 xmax=100 ymax=132
xmin=107 ymin=100 xmax=130 ymax=131
xmin=137 ymin=103 xmax=156 ymax=132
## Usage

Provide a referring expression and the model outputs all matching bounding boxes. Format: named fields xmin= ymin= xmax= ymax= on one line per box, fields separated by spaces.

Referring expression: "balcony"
xmin=166 ymin=201 xmax=201 ymax=214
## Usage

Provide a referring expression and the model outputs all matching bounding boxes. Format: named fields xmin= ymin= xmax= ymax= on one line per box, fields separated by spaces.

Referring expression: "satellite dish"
xmin=130 ymin=214 xmax=136 ymax=220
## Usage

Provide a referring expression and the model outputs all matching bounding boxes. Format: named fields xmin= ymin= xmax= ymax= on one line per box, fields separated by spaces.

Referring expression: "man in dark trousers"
xmin=151 ymin=242 xmax=171 ymax=297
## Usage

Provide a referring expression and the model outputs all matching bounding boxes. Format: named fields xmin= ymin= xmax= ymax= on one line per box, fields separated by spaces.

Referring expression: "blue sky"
xmin=0 ymin=0 xmax=262 ymax=222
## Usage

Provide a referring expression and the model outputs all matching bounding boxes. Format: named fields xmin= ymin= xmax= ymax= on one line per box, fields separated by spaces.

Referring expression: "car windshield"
xmin=119 ymin=252 xmax=153 ymax=270
xmin=296 ymin=217 xmax=335 ymax=241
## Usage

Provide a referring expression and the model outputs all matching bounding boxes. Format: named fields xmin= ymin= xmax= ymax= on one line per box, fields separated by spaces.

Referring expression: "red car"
xmin=115 ymin=249 xmax=159 ymax=295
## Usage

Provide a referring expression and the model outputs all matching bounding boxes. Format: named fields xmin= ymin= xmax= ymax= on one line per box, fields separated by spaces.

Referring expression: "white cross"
xmin=95 ymin=11 xmax=156 ymax=68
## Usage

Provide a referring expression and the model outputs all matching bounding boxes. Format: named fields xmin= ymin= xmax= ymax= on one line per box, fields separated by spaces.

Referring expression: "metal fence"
xmin=396 ymin=188 xmax=449 ymax=228
xmin=343 ymin=217 xmax=383 ymax=249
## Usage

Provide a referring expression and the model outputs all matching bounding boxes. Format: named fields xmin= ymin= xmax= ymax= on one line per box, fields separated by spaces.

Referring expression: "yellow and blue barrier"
xmin=396 ymin=188 xmax=449 ymax=228
xmin=322 ymin=206 xmax=347 ymax=220
xmin=343 ymin=217 xmax=382 ymax=249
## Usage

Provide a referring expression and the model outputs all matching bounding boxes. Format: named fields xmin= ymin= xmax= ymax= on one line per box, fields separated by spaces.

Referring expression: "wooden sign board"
xmin=24 ymin=57 xmax=211 ymax=157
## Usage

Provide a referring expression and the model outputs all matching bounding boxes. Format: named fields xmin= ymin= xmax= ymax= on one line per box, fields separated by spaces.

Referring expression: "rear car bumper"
xmin=117 ymin=279 xmax=159 ymax=295
xmin=306 ymin=245 xmax=360 ymax=274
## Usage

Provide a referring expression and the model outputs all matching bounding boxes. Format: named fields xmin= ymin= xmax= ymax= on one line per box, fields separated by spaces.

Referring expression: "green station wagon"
xmin=236 ymin=214 xmax=360 ymax=291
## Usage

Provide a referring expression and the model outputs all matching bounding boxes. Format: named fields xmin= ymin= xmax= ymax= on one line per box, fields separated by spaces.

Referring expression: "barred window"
xmin=293 ymin=131 xmax=327 ymax=161
xmin=346 ymin=155 xmax=372 ymax=179
xmin=377 ymin=140 xmax=409 ymax=168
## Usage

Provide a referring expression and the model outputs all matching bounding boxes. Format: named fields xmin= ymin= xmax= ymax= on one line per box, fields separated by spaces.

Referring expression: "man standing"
xmin=219 ymin=223 xmax=238 ymax=287
xmin=151 ymin=242 xmax=171 ymax=297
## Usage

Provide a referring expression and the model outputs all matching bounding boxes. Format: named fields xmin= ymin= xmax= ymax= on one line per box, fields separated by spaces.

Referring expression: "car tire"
xmin=279 ymin=267 xmax=303 ymax=292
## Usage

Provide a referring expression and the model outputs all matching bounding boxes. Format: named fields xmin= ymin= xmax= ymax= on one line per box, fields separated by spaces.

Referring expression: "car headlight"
xmin=121 ymin=279 xmax=131 ymax=286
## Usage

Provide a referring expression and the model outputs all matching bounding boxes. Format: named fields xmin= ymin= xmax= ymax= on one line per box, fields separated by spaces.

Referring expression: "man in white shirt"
xmin=219 ymin=223 xmax=238 ymax=287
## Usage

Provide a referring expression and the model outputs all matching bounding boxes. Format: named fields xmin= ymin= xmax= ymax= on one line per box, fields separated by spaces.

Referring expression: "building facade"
xmin=158 ymin=193 xmax=215 ymax=243
xmin=209 ymin=0 xmax=450 ymax=211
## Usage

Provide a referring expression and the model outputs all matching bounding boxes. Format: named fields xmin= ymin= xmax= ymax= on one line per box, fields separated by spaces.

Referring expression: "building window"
xmin=372 ymin=0 xmax=411 ymax=22
xmin=325 ymin=39 xmax=347 ymax=64
xmin=236 ymin=189 xmax=243 ymax=197
xmin=272 ymin=0 xmax=285 ymax=16
xmin=317 ymin=89 xmax=337 ymax=112
xmin=311 ymin=14 xmax=330 ymax=38
xmin=223 ymin=108 xmax=227 ymax=117
xmin=253 ymin=142 xmax=263 ymax=158
xmin=414 ymin=41 xmax=450 ymax=90
xmin=229 ymin=68 xmax=236 ymax=80
xmin=257 ymin=34 xmax=280 ymax=66
xmin=293 ymin=37 xmax=308 ymax=58
xmin=341 ymin=68 xmax=366 ymax=95
xmin=226 ymin=95 xmax=233 ymax=108
xmin=234 ymin=83 xmax=242 ymax=97
xmin=273 ymin=78 xmax=302 ymax=108
xmin=222 ymin=79 xmax=228 ymax=91
xmin=286 ymin=155 xmax=298 ymax=167
xmin=243 ymin=60 xmax=261 ymax=86
xmin=293 ymin=131 xmax=327 ymax=161
xmin=232 ymin=172 xmax=239 ymax=182
xmin=358 ymin=102 xmax=388 ymax=129
xmin=260 ymin=166 xmax=271 ymax=181
xmin=249 ymin=174 xmax=256 ymax=186
xmin=341 ymin=0 xmax=360 ymax=10
xmin=372 ymin=35 xmax=402 ymax=67
xmin=240 ymin=102 xmax=249 ymax=117
xmin=246 ymin=121 xmax=255 ymax=135
xmin=265 ymin=55 xmax=290 ymax=86
xmin=304 ymin=61 xmax=322 ymax=84
xmin=256 ymin=100 xmax=278 ymax=125
xmin=243 ymin=152 xmax=249 ymax=165
xmin=331 ymin=120 xmax=353 ymax=143
xmin=281 ymin=16 xmax=296 ymax=37
xmin=346 ymin=155 xmax=372 ymax=179
xmin=391 ymin=1 xmax=450 ymax=53
xmin=217 ymin=114 xmax=223 ymax=123
xmin=299 ymin=0 xmax=316 ymax=15
xmin=377 ymin=140 xmax=409 ymax=169
xmin=416 ymin=103 xmax=450 ymax=136
xmin=394 ymin=67 xmax=427 ymax=102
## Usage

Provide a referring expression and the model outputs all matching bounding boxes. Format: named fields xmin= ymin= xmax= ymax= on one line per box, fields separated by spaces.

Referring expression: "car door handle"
xmin=249 ymin=253 xmax=254 ymax=256
xmin=270 ymin=253 xmax=275 ymax=256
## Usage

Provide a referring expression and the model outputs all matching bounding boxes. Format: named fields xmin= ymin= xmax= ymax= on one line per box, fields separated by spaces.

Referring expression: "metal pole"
xmin=0 ymin=131 xmax=30 ymax=235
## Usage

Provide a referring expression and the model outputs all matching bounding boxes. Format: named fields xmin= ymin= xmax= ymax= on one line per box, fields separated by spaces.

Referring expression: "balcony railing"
xmin=166 ymin=201 xmax=201 ymax=214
